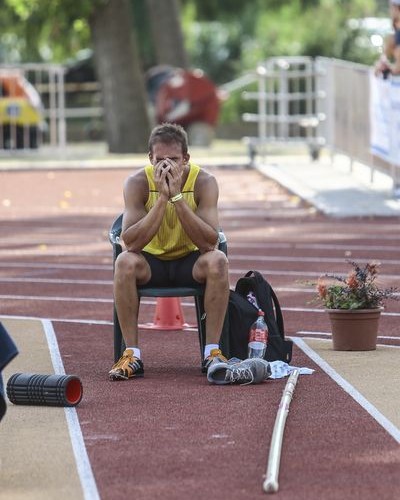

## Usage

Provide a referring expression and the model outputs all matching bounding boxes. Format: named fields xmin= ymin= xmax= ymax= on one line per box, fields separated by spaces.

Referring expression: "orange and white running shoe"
xmin=109 ymin=349 xmax=144 ymax=381
xmin=201 ymin=348 xmax=228 ymax=374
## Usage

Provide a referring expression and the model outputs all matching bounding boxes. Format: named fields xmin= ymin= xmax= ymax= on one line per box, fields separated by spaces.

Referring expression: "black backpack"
xmin=219 ymin=271 xmax=293 ymax=363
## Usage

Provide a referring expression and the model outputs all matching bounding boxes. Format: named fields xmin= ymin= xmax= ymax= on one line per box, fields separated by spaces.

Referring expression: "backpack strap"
xmin=244 ymin=270 xmax=285 ymax=336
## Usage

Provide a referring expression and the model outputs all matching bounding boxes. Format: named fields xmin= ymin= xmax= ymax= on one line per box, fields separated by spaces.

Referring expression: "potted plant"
xmin=315 ymin=260 xmax=398 ymax=351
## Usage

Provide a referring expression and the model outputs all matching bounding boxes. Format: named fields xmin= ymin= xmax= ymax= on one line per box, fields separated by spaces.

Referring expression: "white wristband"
xmin=170 ymin=193 xmax=183 ymax=203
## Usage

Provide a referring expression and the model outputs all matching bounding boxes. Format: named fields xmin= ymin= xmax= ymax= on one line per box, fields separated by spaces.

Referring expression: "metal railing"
xmin=242 ymin=56 xmax=399 ymax=191
xmin=315 ymin=56 xmax=399 ymax=191
xmin=242 ymin=56 xmax=326 ymax=160
xmin=0 ymin=63 xmax=66 ymax=152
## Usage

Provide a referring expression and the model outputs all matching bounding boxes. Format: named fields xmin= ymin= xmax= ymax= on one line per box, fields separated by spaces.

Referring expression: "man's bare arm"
xmin=121 ymin=172 xmax=168 ymax=252
xmin=173 ymin=172 xmax=220 ymax=253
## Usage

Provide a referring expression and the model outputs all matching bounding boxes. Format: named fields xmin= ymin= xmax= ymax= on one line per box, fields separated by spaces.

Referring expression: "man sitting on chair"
xmin=109 ymin=123 xmax=230 ymax=380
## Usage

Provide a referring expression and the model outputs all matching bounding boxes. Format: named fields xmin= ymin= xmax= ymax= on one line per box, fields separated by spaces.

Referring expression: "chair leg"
xmin=113 ymin=306 xmax=125 ymax=363
xmin=194 ymin=295 xmax=206 ymax=362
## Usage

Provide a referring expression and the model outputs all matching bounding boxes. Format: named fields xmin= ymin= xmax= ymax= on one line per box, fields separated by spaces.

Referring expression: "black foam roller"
xmin=6 ymin=373 xmax=83 ymax=407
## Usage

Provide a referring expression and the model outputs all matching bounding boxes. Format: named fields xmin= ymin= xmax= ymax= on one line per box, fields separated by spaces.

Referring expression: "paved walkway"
xmin=256 ymin=153 xmax=400 ymax=218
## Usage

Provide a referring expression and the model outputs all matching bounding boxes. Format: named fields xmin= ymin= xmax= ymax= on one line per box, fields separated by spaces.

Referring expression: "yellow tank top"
xmin=143 ymin=162 xmax=200 ymax=260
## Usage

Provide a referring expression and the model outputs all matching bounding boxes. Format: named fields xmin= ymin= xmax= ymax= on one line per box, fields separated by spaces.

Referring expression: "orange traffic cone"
xmin=140 ymin=297 xmax=193 ymax=330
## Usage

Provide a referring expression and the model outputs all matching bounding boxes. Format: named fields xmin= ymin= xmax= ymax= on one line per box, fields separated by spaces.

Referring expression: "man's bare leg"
xmin=193 ymin=250 xmax=230 ymax=345
xmin=109 ymin=251 xmax=151 ymax=380
xmin=113 ymin=251 xmax=151 ymax=347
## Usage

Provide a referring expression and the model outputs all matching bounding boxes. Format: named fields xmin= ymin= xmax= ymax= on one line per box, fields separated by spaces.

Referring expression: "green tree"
xmin=90 ymin=0 xmax=151 ymax=153
xmin=1 ymin=0 xmax=151 ymax=152
xmin=146 ymin=0 xmax=189 ymax=68
xmin=181 ymin=0 xmax=380 ymax=84
xmin=1 ymin=0 xmax=92 ymax=62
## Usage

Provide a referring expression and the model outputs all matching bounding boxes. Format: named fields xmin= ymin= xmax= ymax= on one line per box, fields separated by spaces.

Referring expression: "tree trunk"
xmin=90 ymin=0 xmax=151 ymax=153
xmin=145 ymin=0 xmax=188 ymax=69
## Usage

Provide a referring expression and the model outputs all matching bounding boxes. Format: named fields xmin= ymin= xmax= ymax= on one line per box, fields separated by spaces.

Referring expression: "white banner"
xmin=389 ymin=78 xmax=400 ymax=166
xmin=370 ymin=72 xmax=400 ymax=166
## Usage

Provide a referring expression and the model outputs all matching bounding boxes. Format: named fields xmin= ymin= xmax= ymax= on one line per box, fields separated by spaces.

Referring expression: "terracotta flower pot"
xmin=327 ymin=308 xmax=382 ymax=351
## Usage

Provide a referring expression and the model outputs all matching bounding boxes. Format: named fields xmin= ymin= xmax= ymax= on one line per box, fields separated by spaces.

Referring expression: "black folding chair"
xmin=109 ymin=214 xmax=228 ymax=362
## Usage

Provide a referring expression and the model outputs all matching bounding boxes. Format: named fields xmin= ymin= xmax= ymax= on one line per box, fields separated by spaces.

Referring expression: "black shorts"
xmin=142 ymin=251 xmax=202 ymax=287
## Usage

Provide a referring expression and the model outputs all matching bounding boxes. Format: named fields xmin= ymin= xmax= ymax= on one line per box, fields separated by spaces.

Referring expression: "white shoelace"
xmin=226 ymin=366 xmax=254 ymax=385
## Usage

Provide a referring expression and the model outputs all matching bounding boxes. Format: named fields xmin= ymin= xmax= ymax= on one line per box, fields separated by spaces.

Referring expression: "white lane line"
xmin=294 ymin=331 xmax=400 ymax=342
xmin=0 ymin=278 xmax=323 ymax=294
xmin=42 ymin=319 xmax=100 ymax=500
xmin=291 ymin=337 xmax=400 ymax=444
xmin=2 ymin=296 xmax=400 ymax=319
xmin=1 ymin=314 xmax=114 ymax=325
xmin=227 ymin=242 xmax=400 ymax=251
xmin=0 ymin=295 xmax=191 ymax=307
xmin=0 ymin=295 xmax=163 ymax=305
xmin=1 ymin=279 xmax=399 ymax=302
xmin=0 ymin=315 xmax=200 ymax=332
xmin=228 ymin=255 xmax=400 ymax=265
xmin=0 ymin=262 xmax=109 ymax=270
xmin=3 ymin=316 xmax=398 ymax=341
xmin=0 ymin=278 xmax=326 ymax=295
xmin=0 ymin=277 xmax=112 ymax=285
xmin=2 ymin=314 xmax=399 ymax=345
xmin=1 ymin=263 xmax=398 ymax=283
xmin=1 ymin=255 xmax=400 ymax=267
xmin=0 ymin=294 xmax=113 ymax=303
xmin=2 ymin=237 xmax=400 ymax=253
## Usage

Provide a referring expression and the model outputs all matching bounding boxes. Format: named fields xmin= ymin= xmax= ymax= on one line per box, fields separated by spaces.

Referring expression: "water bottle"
xmin=248 ymin=310 xmax=268 ymax=358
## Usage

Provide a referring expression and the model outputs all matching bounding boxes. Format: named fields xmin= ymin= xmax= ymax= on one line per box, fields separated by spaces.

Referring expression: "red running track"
xmin=1 ymin=166 xmax=400 ymax=500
